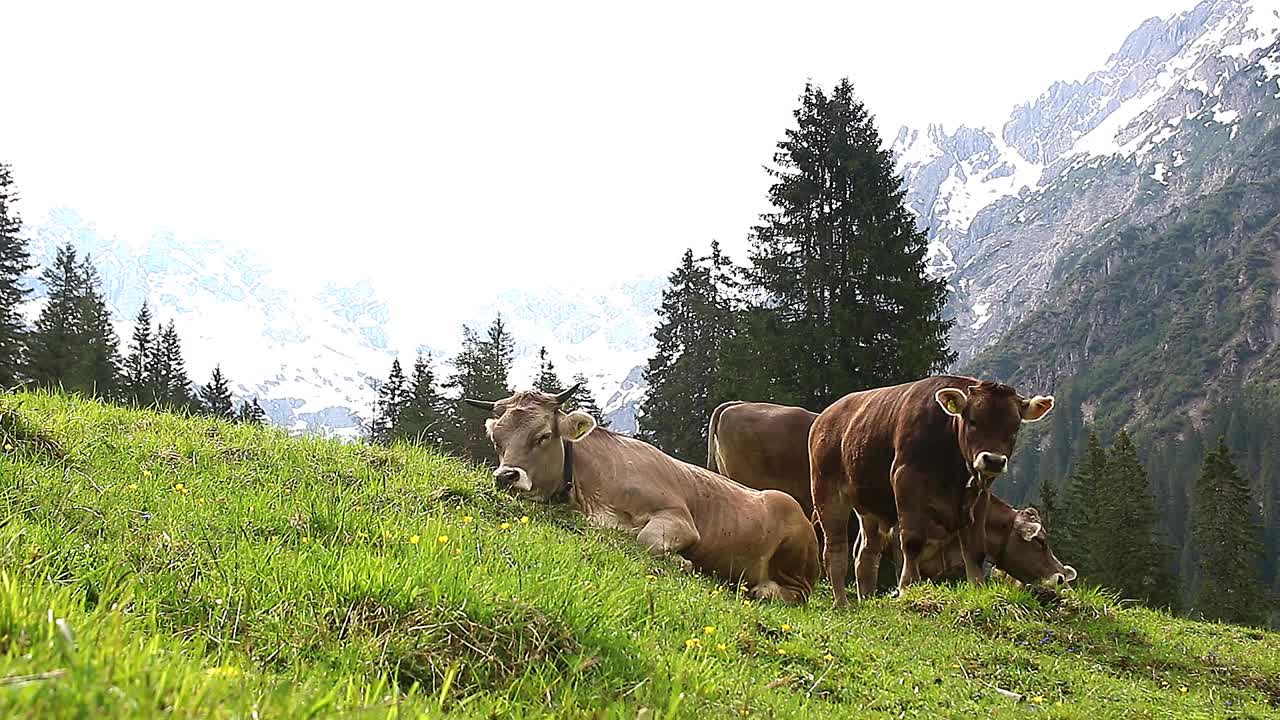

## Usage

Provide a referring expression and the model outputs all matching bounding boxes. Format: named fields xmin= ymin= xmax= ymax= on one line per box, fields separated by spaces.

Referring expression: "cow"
xmin=708 ymin=400 xmax=1073 ymax=588
xmin=464 ymin=385 xmax=820 ymax=604
xmin=809 ymin=375 xmax=1054 ymax=607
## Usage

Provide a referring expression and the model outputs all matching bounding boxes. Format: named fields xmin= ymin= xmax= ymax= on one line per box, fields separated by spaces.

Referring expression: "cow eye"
xmin=534 ymin=432 xmax=552 ymax=447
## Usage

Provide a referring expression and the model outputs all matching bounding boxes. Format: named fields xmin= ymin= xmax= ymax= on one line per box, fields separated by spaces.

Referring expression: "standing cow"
xmin=809 ymin=376 xmax=1054 ymax=606
xmin=708 ymin=399 xmax=1073 ymax=588
xmin=465 ymin=386 xmax=820 ymax=604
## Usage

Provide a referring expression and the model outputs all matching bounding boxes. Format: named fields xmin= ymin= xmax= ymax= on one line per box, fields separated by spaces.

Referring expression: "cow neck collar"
xmin=550 ymin=439 xmax=575 ymax=504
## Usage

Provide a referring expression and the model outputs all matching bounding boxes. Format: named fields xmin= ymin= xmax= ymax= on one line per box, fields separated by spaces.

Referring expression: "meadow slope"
xmin=0 ymin=392 xmax=1277 ymax=719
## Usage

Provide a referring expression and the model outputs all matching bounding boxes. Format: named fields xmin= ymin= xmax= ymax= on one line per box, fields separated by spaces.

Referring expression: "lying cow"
xmin=465 ymin=385 xmax=820 ymax=604
xmin=809 ymin=375 xmax=1053 ymax=606
xmin=882 ymin=501 xmax=1075 ymax=588
xmin=708 ymin=400 xmax=1072 ymax=587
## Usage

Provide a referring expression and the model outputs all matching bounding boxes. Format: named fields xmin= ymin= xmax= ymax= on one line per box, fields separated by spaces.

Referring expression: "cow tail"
xmin=705 ymin=401 xmax=743 ymax=472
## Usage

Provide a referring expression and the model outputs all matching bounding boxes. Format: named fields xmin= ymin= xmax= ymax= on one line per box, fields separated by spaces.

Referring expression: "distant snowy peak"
xmin=892 ymin=0 xmax=1280 ymax=281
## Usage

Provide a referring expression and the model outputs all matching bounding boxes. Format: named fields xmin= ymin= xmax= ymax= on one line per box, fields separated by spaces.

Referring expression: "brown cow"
xmin=709 ymin=400 xmax=1073 ymax=587
xmin=809 ymin=375 xmax=1054 ymax=606
xmin=465 ymin=386 xmax=820 ymax=604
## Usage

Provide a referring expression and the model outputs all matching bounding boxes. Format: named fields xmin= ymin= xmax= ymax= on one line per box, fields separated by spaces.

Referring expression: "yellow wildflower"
xmin=780 ymin=624 xmax=791 ymax=632
xmin=646 ymin=574 xmax=658 ymax=581
xmin=127 ymin=482 xmax=139 ymax=490
xmin=462 ymin=515 xmax=474 ymax=524
xmin=823 ymin=654 xmax=834 ymax=662
xmin=703 ymin=626 xmax=716 ymax=635
xmin=716 ymin=643 xmax=728 ymax=651
xmin=684 ymin=638 xmax=701 ymax=649
xmin=519 ymin=515 xmax=530 ymax=524
xmin=409 ymin=534 xmax=421 ymax=545
xmin=436 ymin=535 xmax=449 ymax=545
xmin=300 ymin=536 xmax=310 ymax=544
xmin=3 ymin=443 xmax=12 ymax=451
xmin=1179 ymin=686 xmax=1188 ymax=694
xmin=776 ymin=649 xmax=787 ymax=656
xmin=1031 ymin=696 xmax=1046 ymax=705
xmin=500 ymin=522 xmax=511 ymax=530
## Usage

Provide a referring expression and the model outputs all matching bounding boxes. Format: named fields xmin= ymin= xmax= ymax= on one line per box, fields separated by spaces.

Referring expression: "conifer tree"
xmin=567 ymin=372 xmax=610 ymax=429
xmin=447 ymin=316 xmax=514 ymax=463
xmin=1098 ymin=430 xmax=1178 ymax=608
xmin=1060 ymin=431 xmax=1108 ymax=580
xmin=397 ymin=354 xmax=449 ymax=448
xmin=742 ymin=79 xmax=952 ymax=408
xmin=237 ymin=397 xmax=267 ymax=426
xmin=640 ymin=248 xmax=726 ymax=461
xmin=73 ymin=257 xmax=123 ymax=399
xmin=149 ymin=321 xmax=194 ymax=411
xmin=199 ymin=364 xmax=235 ymax=419
xmin=124 ymin=302 xmax=154 ymax=404
xmin=0 ymin=163 xmax=32 ymax=389
xmin=369 ymin=358 xmax=408 ymax=445
xmin=533 ymin=346 xmax=565 ymax=395
xmin=1192 ymin=438 xmax=1265 ymax=625
xmin=24 ymin=245 xmax=83 ymax=390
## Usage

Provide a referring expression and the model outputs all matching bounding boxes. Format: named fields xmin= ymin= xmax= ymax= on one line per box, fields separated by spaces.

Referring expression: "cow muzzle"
xmin=974 ymin=452 xmax=1008 ymax=475
xmin=1048 ymin=565 xmax=1077 ymax=587
xmin=493 ymin=466 xmax=532 ymax=492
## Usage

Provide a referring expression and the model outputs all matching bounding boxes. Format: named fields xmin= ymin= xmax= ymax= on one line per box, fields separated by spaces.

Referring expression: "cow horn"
xmin=462 ymin=398 xmax=496 ymax=411
xmin=555 ymin=383 xmax=582 ymax=406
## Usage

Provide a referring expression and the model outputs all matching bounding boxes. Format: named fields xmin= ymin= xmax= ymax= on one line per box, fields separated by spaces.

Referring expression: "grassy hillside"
xmin=1 ymin=392 xmax=1278 ymax=718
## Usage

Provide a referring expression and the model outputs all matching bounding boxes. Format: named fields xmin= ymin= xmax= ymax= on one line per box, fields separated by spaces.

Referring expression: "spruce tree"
xmin=24 ymin=245 xmax=85 ymax=391
xmin=639 ymin=249 xmax=725 ymax=461
xmin=1060 ymin=431 xmax=1108 ymax=580
xmin=369 ymin=358 xmax=408 ymax=445
xmin=533 ymin=346 xmax=565 ymax=395
xmin=74 ymin=257 xmax=123 ymax=399
xmin=124 ymin=302 xmax=154 ymax=404
xmin=1099 ymin=430 xmax=1178 ymax=608
xmin=567 ymin=372 xmax=610 ymax=429
xmin=237 ymin=397 xmax=267 ymax=426
xmin=397 ymin=354 xmax=449 ymax=448
xmin=742 ymin=79 xmax=952 ymax=408
xmin=1192 ymin=438 xmax=1265 ymax=625
xmin=199 ymin=364 xmax=235 ymax=419
xmin=149 ymin=321 xmax=194 ymax=411
xmin=446 ymin=316 xmax=515 ymax=463
xmin=0 ymin=163 xmax=32 ymax=388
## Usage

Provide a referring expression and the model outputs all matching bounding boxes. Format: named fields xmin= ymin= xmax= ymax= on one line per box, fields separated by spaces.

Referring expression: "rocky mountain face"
xmin=892 ymin=0 xmax=1280 ymax=364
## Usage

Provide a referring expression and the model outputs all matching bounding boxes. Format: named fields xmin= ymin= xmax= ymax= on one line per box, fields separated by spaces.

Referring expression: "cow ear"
xmin=1022 ymin=395 xmax=1054 ymax=423
xmin=935 ymin=388 xmax=968 ymax=417
xmin=1014 ymin=512 xmax=1042 ymax=541
xmin=559 ymin=410 xmax=597 ymax=443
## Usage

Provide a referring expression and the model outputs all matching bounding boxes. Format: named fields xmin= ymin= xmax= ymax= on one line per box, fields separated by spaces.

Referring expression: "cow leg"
xmin=637 ymin=510 xmax=700 ymax=571
xmin=956 ymin=531 xmax=985 ymax=586
xmin=854 ymin=514 xmax=888 ymax=601
xmin=892 ymin=465 xmax=928 ymax=593
xmin=814 ymin=498 xmax=854 ymax=608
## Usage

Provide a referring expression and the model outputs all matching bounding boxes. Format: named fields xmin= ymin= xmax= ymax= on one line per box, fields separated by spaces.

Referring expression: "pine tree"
xmin=446 ymin=316 xmax=515 ymax=463
xmin=1098 ymin=430 xmax=1178 ymax=608
xmin=73 ymin=257 xmax=123 ymax=399
xmin=237 ymin=397 xmax=267 ymax=426
xmin=639 ymin=249 xmax=726 ymax=461
xmin=124 ymin=302 xmax=155 ymax=404
xmin=1060 ymin=431 xmax=1108 ymax=580
xmin=199 ymin=364 xmax=235 ymax=419
xmin=533 ymin=346 xmax=565 ymax=395
xmin=369 ymin=358 xmax=408 ymax=445
xmin=0 ymin=163 xmax=32 ymax=389
xmin=742 ymin=79 xmax=952 ymax=409
xmin=567 ymin=372 xmax=610 ymax=429
xmin=397 ymin=354 xmax=449 ymax=448
xmin=149 ymin=321 xmax=194 ymax=411
xmin=24 ymin=245 xmax=85 ymax=391
xmin=1192 ymin=438 xmax=1265 ymax=625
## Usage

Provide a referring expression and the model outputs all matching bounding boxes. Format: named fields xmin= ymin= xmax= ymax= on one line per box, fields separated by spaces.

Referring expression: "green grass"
xmin=1 ymin=391 xmax=1278 ymax=719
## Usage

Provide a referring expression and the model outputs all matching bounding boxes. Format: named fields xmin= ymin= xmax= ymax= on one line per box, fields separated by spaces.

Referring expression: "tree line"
xmin=364 ymin=315 xmax=607 ymax=466
xmin=634 ymin=79 xmax=1272 ymax=626
xmin=0 ymin=163 xmax=265 ymax=424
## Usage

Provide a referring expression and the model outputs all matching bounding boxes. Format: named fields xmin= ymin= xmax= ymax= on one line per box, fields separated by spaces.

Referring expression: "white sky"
xmin=1 ymin=0 xmax=1192 ymax=299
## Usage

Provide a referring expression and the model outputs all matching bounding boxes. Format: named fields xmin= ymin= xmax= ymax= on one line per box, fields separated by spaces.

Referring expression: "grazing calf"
xmin=809 ymin=376 xmax=1053 ymax=606
xmin=466 ymin=386 xmax=820 ymax=604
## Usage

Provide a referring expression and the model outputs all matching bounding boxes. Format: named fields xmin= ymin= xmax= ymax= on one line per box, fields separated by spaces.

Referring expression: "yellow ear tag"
xmin=946 ymin=400 xmax=959 ymax=414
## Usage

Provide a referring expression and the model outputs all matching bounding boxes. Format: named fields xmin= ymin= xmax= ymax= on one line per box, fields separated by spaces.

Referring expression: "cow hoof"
xmin=674 ymin=556 xmax=694 ymax=573
xmin=750 ymin=581 xmax=784 ymax=601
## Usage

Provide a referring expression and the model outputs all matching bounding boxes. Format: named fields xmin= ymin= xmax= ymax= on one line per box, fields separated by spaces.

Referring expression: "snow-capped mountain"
xmin=21 ymin=208 xmax=660 ymax=436
xmin=892 ymin=0 xmax=1280 ymax=362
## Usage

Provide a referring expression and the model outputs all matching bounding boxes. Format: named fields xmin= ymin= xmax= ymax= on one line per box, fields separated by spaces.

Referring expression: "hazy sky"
xmin=2 ymin=0 xmax=1192 ymax=296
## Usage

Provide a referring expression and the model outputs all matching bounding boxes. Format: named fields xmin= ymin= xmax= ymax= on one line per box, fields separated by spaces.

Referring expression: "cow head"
xmin=463 ymin=384 xmax=597 ymax=500
xmin=935 ymin=381 xmax=1054 ymax=478
xmin=993 ymin=507 xmax=1076 ymax=587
